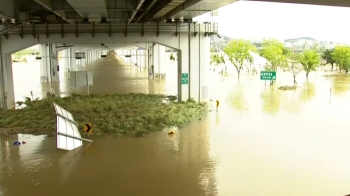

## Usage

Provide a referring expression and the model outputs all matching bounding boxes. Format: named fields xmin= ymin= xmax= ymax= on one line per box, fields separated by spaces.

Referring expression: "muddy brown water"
xmin=1 ymin=57 xmax=350 ymax=195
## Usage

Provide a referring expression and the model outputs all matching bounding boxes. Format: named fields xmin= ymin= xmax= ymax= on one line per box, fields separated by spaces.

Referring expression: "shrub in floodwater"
xmin=0 ymin=93 xmax=207 ymax=136
xmin=278 ymin=85 xmax=297 ymax=90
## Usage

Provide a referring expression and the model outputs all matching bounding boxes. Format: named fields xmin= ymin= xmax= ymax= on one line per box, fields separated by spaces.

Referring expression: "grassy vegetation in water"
xmin=278 ymin=85 xmax=297 ymax=90
xmin=0 ymin=93 xmax=207 ymax=137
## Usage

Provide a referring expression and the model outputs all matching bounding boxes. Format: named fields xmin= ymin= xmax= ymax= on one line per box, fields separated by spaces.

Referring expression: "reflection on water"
xmin=299 ymin=80 xmax=316 ymax=101
xmin=17 ymin=134 xmax=48 ymax=172
xmin=328 ymin=73 xmax=350 ymax=95
xmin=228 ymin=83 xmax=248 ymax=112
xmin=260 ymin=87 xmax=281 ymax=114
xmin=58 ymin=144 xmax=87 ymax=182
xmin=2 ymin=58 xmax=350 ymax=195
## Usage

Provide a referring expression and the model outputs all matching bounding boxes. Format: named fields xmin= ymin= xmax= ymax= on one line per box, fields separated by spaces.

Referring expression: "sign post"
xmin=182 ymin=73 xmax=188 ymax=85
xmin=260 ymin=71 xmax=276 ymax=86
xmin=260 ymin=71 xmax=276 ymax=80
xmin=84 ymin=123 xmax=92 ymax=133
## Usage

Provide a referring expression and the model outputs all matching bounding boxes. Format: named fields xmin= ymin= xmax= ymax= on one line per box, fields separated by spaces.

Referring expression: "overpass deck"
xmin=0 ymin=22 xmax=218 ymax=38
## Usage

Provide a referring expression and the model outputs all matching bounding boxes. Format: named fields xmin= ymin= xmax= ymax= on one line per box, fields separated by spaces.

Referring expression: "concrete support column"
xmin=87 ymin=50 xmax=89 ymax=64
xmin=148 ymin=44 xmax=154 ymax=78
xmin=51 ymin=45 xmax=60 ymax=82
xmin=0 ymin=43 xmax=4 ymax=108
xmin=89 ymin=50 xmax=92 ymax=64
xmin=134 ymin=50 xmax=137 ymax=66
xmin=83 ymin=49 xmax=87 ymax=66
xmin=178 ymin=32 xmax=210 ymax=102
xmin=131 ymin=50 xmax=135 ymax=66
xmin=138 ymin=49 xmax=146 ymax=68
xmin=64 ymin=49 xmax=70 ymax=71
xmin=70 ymin=47 xmax=76 ymax=71
xmin=153 ymin=44 xmax=166 ymax=77
xmin=125 ymin=50 xmax=129 ymax=65
xmin=135 ymin=50 xmax=139 ymax=67
xmin=140 ymin=49 xmax=146 ymax=68
xmin=0 ymin=51 xmax=15 ymax=109
xmin=39 ymin=44 xmax=59 ymax=83
xmin=39 ymin=44 xmax=51 ymax=83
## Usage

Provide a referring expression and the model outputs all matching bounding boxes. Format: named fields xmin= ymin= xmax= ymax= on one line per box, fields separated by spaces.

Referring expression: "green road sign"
xmin=182 ymin=73 xmax=188 ymax=84
xmin=260 ymin=71 xmax=276 ymax=80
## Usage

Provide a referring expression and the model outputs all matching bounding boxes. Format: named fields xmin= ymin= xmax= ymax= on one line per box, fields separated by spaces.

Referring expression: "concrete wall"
xmin=0 ymin=0 xmax=15 ymax=19
xmin=0 ymin=32 xmax=210 ymax=108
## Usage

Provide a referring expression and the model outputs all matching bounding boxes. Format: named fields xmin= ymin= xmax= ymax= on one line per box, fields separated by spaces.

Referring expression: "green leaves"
xmin=260 ymin=39 xmax=286 ymax=71
xmin=300 ymin=49 xmax=320 ymax=76
xmin=322 ymin=49 xmax=335 ymax=66
xmin=210 ymin=53 xmax=225 ymax=66
xmin=223 ymin=39 xmax=255 ymax=77
xmin=332 ymin=46 xmax=350 ymax=72
xmin=170 ymin=53 xmax=176 ymax=61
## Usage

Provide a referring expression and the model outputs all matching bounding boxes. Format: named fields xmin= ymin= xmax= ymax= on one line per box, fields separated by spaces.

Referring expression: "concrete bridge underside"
xmin=0 ymin=23 xmax=211 ymax=109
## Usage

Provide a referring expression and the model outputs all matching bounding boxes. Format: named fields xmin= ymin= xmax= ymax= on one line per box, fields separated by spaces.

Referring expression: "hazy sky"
xmin=194 ymin=1 xmax=350 ymax=43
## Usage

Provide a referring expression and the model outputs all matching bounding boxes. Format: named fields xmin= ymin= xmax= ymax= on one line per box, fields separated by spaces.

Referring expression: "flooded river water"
xmin=1 ymin=56 xmax=350 ymax=195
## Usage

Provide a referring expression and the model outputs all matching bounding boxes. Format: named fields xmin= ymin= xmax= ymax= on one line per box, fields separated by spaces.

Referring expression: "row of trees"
xmin=221 ymin=39 xmax=321 ymax=85
xmin=322 ymin=47 xmax=350 ymax=72
xmin=212 ymin=39 xmax=350 ymax=85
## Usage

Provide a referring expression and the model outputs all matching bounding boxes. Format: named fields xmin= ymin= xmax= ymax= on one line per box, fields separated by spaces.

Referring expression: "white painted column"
xmin=132 ymin=50 xmax=136 ymax=66
xmin=127 ymin=50 xmax=130 ymax=64
xmin=51 ymin=45 xmax=60 ymax=82
xmin=86 ymin=50 xmax=89 ymax=64
xmin=136 ymin=49 xmax=139 ymax=67
xmin=39 ymin=44 xmax=59 ymax=82
xmin=153 ymin=44 xmax=166 ymax=76
xmin=0 ymin=52 xmax=15 ymax=109
xmin=178 ymin=32 xmax=210 ymax=102
xmin=148 ymin=44 xmax=154 ymax=78
xmin=200 ymin=34 xmax=210 ymax=102
xmin=178 ymin=34 xmax=189 ymax=102
xmin=83 ymin=49 xmax=87 ymax=66
xmin=0 ymin=43 xmax=5 ymax=108
xmin=70 ymin=47 xmax=76 ymax=71
xmin=140 ymin=50 xmax=146 ymax=68
xmin=65 ymin=49 xmax=70 ymax=70
xmin=39 ymin=44 xmax=51 ymax=83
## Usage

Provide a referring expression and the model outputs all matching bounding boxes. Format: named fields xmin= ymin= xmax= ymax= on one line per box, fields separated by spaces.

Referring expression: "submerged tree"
xmin=223 ymin=39 xmax=255 ymax=78
xmin=210 ymin=53 xmax=225 ymax=66
xmin=322 ymin=48 xmax=336 ymax=70
xmin=284 ymin=51 xmax=303 ymax=85
xmin=300 ymin=49 xmax=320 ymax=78
xmin=332 ymin=45 xmax=350 ymax=73
xmin=288 ymin=60 xmax=303 ymax=85
xmin=260 ymin=39 xmax=286 ymax=71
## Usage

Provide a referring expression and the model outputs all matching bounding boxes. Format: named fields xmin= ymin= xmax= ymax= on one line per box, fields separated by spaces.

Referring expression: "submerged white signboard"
xmin=53 ymin=103 xmax=92 ymax=151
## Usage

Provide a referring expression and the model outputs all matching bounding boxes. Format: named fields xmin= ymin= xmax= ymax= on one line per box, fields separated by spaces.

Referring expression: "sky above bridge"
xmin=194 ymin=1 xmax=350 ymax=43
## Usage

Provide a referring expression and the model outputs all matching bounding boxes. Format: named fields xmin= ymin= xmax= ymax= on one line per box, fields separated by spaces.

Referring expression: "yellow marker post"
xmin=216 ymin=100 xmax=219 ymax=113
xmin=84 ymin=123 xmax=92 ymax=133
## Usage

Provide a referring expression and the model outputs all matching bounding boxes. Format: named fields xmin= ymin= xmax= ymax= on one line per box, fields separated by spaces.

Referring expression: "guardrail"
xmin=1 ymin=21 xmax=218 ymax=39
